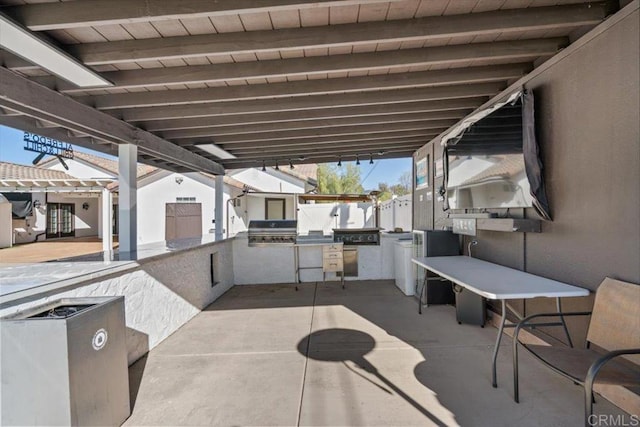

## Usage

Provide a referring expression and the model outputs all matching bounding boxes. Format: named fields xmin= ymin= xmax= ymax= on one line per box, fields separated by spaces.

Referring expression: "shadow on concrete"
xmin=297 ymin=328 xmax=447 ymax=427
xmin=128 ymin=354 xmax=148 ymax=411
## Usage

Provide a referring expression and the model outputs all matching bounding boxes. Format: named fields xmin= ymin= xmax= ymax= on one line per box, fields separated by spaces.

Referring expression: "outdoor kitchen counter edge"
xmin=0 ymin=235 xmax=234 ymax=308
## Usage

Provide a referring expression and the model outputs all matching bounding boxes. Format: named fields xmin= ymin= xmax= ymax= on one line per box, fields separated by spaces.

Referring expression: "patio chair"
xmin=512 ymin=277 xmax=640 ymax=427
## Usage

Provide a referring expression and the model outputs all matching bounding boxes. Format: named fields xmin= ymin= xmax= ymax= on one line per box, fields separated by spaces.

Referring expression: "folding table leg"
xmin=492 ymin=299 xmax=507 ymax=388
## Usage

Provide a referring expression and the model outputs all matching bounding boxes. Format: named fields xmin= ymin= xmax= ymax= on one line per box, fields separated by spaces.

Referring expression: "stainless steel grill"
xmin=248 ymin=220 xmax=298 ymax=247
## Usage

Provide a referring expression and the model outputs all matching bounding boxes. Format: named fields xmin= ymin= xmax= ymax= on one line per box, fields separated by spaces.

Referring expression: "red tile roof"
xmin=0 ymin=161 xmax=77 ymax=180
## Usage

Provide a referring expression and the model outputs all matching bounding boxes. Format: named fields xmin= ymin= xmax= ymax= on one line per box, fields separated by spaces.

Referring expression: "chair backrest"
xmin=587 ymin=277 xmax=640 ymax=364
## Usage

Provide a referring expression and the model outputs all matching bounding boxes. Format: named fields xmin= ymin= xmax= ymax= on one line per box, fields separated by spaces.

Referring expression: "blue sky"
xmin=0 ymin=125 xmax=411 ymax=187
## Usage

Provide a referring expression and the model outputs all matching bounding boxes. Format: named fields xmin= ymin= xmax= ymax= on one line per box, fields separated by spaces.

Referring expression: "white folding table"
xmin=411 ymin=255 xmax=590 ymax=388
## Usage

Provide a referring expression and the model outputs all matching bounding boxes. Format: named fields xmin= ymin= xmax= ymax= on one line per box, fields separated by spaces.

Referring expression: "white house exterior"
xmin=0 ymin=161 xmax=110 ymax=247
xmin=229 ymin=165 xmax=316 ymax=194
xmin=1 ymin=151 xmax=317 ymax=248
xmin=40 ymin=152 xmax=316 ymax=244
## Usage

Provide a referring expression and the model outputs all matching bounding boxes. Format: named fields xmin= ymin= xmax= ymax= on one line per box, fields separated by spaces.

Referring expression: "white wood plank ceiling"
xmin=0 ymin=0 xmax=619 ymax=171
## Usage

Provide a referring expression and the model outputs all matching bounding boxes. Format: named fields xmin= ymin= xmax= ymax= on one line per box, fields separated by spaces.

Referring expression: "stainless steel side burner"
xmin=248 ymin=220 xmax=297 ymax=247
xmin=333 ymin=228 xmax=381 ymax=245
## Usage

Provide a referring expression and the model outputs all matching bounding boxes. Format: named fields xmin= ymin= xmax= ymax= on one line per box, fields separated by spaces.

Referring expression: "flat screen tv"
xmin=443 ymin=89 xmax=551 ymax=220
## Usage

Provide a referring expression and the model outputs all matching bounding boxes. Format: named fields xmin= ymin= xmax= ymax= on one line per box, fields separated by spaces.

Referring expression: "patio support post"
xmin=118 ymin=143 xmax=137 ymax=255
xmin=101 ymin=188 xmax=113 ymax=253
xmin=215 ymin=174 xmax=224 ymax=241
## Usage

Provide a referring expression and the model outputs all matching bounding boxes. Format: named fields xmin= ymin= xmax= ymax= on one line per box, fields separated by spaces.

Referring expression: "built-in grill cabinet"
xmin=248 ymin=220 xmax=298 ymax=247
xmin=333 ymin=228 xmax=381 ymax=245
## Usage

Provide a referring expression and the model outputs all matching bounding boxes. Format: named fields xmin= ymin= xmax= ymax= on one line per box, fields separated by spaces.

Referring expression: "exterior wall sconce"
xmin=82 ymin=202 xmax=89 ymax=210
xmin=33 ymin=200 xmax=42 ymax=208
xmin=175 ymin=176 xmax=184 ymax=185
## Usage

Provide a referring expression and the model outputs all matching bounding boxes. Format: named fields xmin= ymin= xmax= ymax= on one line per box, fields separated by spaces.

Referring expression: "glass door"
xmin=46 ymin=203 xmax=75 ymax=238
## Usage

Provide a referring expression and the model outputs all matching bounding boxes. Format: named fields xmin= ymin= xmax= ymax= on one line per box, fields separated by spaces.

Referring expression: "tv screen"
xmin=443 ymin=90 xmax=551 ymax=219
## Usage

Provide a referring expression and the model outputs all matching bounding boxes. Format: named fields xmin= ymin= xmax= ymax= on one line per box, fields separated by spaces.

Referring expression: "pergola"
xmin=0 ymin=0 xmax=621 ymax=253
xmin=0 ymin=177 xmax=114 ymax=252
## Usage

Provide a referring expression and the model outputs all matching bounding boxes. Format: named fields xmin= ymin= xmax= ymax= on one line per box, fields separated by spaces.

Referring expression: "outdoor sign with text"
xmin=23 ymin=132 xmax=74 ymax=159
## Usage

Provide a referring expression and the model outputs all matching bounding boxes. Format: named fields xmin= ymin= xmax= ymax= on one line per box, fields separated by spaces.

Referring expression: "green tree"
xmin=375 ymin=177 xmax=411 ymax=202
xmin=317 ymin=163 xmax=364 ymax=194
xmin=377 ymin=182 xmax=392 ymax=201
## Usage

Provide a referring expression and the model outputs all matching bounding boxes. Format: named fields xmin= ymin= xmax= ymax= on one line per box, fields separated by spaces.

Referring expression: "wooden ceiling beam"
xmin=0 ymin=114 xmax=119 ymax=158
xmin=0 ymin=67 xmax=224 ymax=175
xmin=6 ymin=0 xmax=400 ymax=31
xmin=51 ymin=39 xmax=564 ymax=93
xmin=219 ymin=149 xmax=418 ymax=170
xmin=135 ymin=99 xmax=483 ymax=131
xmin=222 ymin=138 xmax=432 ymax=157
xmin=45 ymin=3 xmax=609 ymax=66
xmin=86 ymin=64 xmax=529 ymax=110
xmin=218 ymin=144 xmax=425 ymax=166
xmin=209 ymin=130 xmax=440 ymax=150
xmin=167 ymin=120 xmax=454 ymax=143
xmin=121 ymin=83 xmax=504 ymax=121
xmin=158 ymin=113 xmax=465 ymax=139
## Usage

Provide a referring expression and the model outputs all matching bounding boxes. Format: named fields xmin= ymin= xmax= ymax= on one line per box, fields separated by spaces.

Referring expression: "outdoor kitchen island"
xmin=232 ymin=230 xmax=411 ymax=285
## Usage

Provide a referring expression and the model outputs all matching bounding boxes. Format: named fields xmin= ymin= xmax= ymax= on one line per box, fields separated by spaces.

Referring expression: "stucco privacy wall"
xmin=0 ymin=239 xmax=234 ymax=365
xmin=413 ymin=6 xmax=639 ymax=345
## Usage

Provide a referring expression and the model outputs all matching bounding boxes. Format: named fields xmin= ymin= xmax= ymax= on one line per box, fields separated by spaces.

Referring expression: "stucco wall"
xmin=230 ymin=168 xmax=305 ymax=193
xmin=137 ymin=172 xmax=216 ymax=244
xmin=47 ymin=158 xmax=114 ymax=179
xmin=297 ymin=202 xmax=374 ymax=234
xmin=379 ymin=195 xmax=412 ymax=232
xmin=0 ymin=239 xmax=235 ymax=365
xmin=0 ymin=201 xmax=12 ymax=248
xmin=412 ymin=8 xmax=640 ymax=345
xmin=48 ymin=193 xmax=100 ymax=238
xmin=245 ymin=194 xmax=297 ymax=221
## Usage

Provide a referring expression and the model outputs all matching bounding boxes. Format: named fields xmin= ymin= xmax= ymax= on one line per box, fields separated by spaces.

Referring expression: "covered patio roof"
xmin=0 ymin=0 xmax=620 ymax=173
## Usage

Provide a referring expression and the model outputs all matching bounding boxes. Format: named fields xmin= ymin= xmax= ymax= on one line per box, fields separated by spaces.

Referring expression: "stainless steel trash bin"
xmin=1 ymin=296 xmax=130 ymax=426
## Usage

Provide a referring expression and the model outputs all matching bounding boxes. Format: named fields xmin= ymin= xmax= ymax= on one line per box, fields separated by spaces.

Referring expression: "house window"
xmin=265 ymin=198 xmax=285 ymax=220
xmin=176 ymin=197 xmax=196 ymax=203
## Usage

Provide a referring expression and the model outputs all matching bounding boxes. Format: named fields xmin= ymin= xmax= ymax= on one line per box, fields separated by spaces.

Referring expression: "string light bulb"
xmin=337 ymin=156 xmax=342 ymax=167
xmin=369 ymin=154 xmax=374 ymax=165
xmin=262 ymin=161 xmax=266 ymax=172
xmin=289 ymin=159 xmax=294 ymax=169
xmin=356 ymin=155 xmax=360 ymax=166
xmin=275 ymin=160 xmax=279 ymax=171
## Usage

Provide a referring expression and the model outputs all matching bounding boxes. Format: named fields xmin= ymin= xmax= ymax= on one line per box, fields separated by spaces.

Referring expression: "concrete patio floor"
xmin=124 ymin=280 xmax=627 ymax=427
xmin=0 ymin=236 xmax=118 ymax=263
